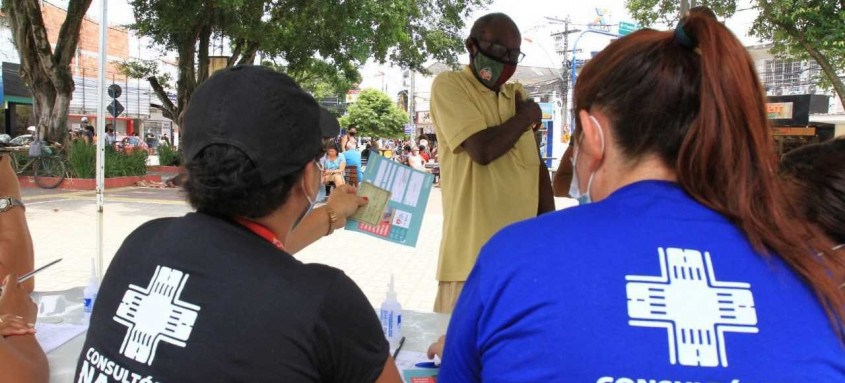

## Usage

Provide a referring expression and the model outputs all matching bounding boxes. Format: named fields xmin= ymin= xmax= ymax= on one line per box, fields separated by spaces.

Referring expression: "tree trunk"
xmin=4 ymin=0 xmax=91 ymax=144
xmin=147 ymin=77 xmax=178 ymax=122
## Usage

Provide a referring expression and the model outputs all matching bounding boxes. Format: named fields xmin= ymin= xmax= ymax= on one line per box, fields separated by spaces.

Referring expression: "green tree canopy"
xmin=260 ymin=59 xmax=360 ymax=101
xmin=125 ymin=0 xmax=489 ymax=125
xmin=625 ymin=0 xmax=845 ymax=111
xmin=339 ymin=89 xmax=408 ymax=139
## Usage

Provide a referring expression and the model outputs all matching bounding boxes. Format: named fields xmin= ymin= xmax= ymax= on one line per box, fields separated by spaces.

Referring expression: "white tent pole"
xmin=95 ymin=0 xmax=108 ymax=280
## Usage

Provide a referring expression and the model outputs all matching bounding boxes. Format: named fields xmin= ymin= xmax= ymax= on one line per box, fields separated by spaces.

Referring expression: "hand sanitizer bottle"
xmin=379 ymin=274 xmax=402 ymax=348
xmin=83 ymin=258 xmax=99 ymax=321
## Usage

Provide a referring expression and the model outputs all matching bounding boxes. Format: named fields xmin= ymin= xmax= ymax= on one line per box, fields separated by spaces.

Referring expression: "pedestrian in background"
xmin=340 ymin=125 xmax=358 ymax=151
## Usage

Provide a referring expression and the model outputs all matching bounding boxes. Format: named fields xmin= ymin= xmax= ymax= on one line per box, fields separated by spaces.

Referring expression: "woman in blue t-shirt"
xmin=436 ymin=7 xmax=845 ymax=382
xmin=320 ymin=144 xmax=346 ymax=187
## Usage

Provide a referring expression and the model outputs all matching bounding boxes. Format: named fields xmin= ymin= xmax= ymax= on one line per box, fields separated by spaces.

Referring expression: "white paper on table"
xmin=394 ymin=350 xmax=438 ymax=372
xmin=35 ymin=322 xmax=88 ymax=353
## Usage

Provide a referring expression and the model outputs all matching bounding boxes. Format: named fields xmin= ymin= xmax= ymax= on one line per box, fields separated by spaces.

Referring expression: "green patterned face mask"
xmin=471 ymin=50 xmax=517 ymax=90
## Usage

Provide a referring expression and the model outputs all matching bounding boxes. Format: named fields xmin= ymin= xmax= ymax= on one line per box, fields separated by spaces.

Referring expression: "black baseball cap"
xmin=182 ymin=65 xmax=340 ymax=185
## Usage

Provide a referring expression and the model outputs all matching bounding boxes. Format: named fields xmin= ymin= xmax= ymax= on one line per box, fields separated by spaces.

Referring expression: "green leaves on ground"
xmin=339 ymin=89 xmax=409 ymax=139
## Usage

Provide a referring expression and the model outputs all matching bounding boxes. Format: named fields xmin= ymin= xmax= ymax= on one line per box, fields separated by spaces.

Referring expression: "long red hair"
xmin=574 ymin=9 xmax=845 ymax=334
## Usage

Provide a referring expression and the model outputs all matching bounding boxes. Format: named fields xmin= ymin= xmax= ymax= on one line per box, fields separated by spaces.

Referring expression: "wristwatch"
xmin=0 ymin=197 xmax=24 ymax=212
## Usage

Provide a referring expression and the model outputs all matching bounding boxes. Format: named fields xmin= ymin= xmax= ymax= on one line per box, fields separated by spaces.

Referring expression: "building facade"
xmin=0 ymin=1 xmax=153 ymax=138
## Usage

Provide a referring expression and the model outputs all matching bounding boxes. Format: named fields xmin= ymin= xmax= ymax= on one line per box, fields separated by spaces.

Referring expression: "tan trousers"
xmin=433 ymin=281 xmax=465 ymax=314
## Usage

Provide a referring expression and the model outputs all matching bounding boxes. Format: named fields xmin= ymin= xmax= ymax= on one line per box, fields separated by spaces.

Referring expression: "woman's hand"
xmin=0 ymin=314 xmax=35 ymax=337
xmin=427 ymin=335 xmax=445 ymax=360
xmin=325 ymin=185 xmax=368 ymax=228
xmin=0 ymin=275 xmax=37 ymax=324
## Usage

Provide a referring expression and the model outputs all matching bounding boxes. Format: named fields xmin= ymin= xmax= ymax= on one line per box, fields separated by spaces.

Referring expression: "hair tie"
xmin=674 ymin=21 xmax=695 ymax=50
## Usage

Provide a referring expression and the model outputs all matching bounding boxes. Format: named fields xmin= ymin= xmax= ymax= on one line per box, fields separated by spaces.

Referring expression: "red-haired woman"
xmin=437 ymin=8 xmax=845 ymax=381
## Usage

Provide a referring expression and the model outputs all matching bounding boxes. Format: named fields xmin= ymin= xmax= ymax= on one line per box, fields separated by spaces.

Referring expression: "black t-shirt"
xmin=74 ymin=213 xmax=388 ymax=382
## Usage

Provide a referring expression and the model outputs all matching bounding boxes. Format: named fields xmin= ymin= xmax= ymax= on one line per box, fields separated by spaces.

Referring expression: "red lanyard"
xmin=234 ymin=217 xmax=285 ymax=251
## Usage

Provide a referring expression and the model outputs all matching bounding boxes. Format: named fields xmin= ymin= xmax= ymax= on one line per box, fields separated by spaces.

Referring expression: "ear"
xmin=577 ymin=110 xmax=605 ymax=170
xmin=301 ymin=161 xmax=320 ymax=196
xmin=465 ymin=38 xmax=476 ymax=56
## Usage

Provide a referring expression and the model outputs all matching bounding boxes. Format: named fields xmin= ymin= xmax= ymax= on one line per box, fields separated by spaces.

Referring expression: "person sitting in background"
xmin=74 ymin=66 xmax=399 ymax=382
xmin=321 ymin=144 xmax=346 ymax=188
xmin=0 ymin=152 xmax=47 ymax=383
xmin=418 ymin=145 xmax=430 ymax=163
xmin=779 ymin=137 xmax=845 ymax=244
xmin=361 ymin=143 xmax=373 ymax=168
xmin=343 ymin=141 xmax=362 ymax=169
xmin=342 ymin=141 xmax=362 ymax=187
xmin=437 ymin=8 xmax=845 ymax=381
xmin=408 ymin=146 xmax=427 ymax=172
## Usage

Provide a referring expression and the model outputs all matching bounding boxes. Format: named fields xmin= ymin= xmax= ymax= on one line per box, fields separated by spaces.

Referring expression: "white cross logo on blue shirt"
xmin=113 ymin=266 xmax=201 ymax=365
xmin=626 ymin=247 xmax=758 ymax=367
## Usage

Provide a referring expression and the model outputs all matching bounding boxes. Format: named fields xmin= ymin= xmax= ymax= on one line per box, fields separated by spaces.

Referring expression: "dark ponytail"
xmin=574 ymin=8 xmax=845 ymax=336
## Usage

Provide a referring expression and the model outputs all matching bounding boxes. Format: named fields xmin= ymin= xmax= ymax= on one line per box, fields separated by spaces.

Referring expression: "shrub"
xmin=105 ymin=148 xmax=147 ymax=177
xmin=157 ymin=143 xmax=182 ymax=166
xmin=67 ymin=140 xmax=96 ymax=178
xmin=66 ymin=141 xmax=147 ymax=178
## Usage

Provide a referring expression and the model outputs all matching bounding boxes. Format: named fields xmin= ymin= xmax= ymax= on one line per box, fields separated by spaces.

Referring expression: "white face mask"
xmin=294 ymin=167 xmax=318 ymax=229
xmin=568 ymin=115 xmax=605 ymax=205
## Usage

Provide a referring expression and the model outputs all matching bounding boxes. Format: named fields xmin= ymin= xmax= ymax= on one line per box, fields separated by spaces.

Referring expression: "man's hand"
xmin=515 ymin=91 xmax=542 ymax=128
xmin=0 ymin=275 xmax=37 ymax=323
xmin=325 ymin=185 xmax=368 ymax=228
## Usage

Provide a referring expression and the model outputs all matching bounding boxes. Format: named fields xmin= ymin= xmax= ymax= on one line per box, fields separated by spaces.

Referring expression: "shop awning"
xmin=3 ymin=62 xmax=33 ymax=105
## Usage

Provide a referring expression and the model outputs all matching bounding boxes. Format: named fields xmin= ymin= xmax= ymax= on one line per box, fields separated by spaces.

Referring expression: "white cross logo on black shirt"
xmin=113 ymin=266 xmax=201 ymax=365
xmin=626 ymin=247 xmax=758 ymax=367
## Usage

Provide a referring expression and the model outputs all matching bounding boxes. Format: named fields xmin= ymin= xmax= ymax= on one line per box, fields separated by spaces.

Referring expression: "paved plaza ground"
xmin=22 ymin=183 xmax=575 ymax=312
xmin=22 ymin=185 xmax=445 ymax=312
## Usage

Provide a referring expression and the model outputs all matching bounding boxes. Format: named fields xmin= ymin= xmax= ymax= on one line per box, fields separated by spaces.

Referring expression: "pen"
xmin=392 ymin=336 xmax=406 ymax=360
xmin=3 ymin=258 xmax=63 ymax=289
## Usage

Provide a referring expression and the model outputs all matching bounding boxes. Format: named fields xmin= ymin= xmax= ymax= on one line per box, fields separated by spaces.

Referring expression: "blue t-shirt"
xmin=321 ymin=153 xmax=345 ymax=170
xmin=441 ymin=181 xmax=844 ymax=382
xmin=343 ymin=150 xmax=362 ymax=168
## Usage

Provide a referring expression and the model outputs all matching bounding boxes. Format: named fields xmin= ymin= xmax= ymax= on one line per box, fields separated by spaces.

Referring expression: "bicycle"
xmin=0 ymin=142 xmax=67 ymax=189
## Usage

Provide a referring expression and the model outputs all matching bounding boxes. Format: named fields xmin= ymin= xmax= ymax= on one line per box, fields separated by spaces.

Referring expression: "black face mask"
xmin=349 ymin=132 xmax=357 ymax=136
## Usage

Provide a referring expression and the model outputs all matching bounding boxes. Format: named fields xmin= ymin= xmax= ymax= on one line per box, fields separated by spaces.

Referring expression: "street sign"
xmin=618 ymin=21 xmax=640 ymax=36
xmin=107 ymin=100 xmax=124 ymax=118
xmin=108 ymin=84 xmax=122 ymax=99
xmin=404 ymin=124 xmax=416 ymax=135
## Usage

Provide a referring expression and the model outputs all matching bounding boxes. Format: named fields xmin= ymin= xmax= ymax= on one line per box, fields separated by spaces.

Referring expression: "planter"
xmin=18 ymin=175 xmax=162 ymax=191
xmin=146 ymin=165 xmax=183 ymax=174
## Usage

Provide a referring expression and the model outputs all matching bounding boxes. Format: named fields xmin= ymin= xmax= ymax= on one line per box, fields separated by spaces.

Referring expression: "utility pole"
xmin=549 ymin=16 xmax=580 ymax=133
xmin=408 ymin=70 xmax=416 ymax=136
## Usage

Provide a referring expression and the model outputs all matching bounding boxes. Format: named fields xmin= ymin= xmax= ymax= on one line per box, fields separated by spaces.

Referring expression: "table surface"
xmin=45 ymin=288 xmax=449 ymax=383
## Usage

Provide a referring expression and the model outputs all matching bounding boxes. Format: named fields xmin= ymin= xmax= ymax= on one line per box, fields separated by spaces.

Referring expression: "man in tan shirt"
xmin=430 ymin=13 xmax=554 ymax=313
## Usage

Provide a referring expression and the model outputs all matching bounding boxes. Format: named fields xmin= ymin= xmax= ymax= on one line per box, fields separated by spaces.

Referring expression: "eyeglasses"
xmin=472 ymin=38 xmax=525 ymax=63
